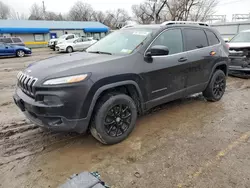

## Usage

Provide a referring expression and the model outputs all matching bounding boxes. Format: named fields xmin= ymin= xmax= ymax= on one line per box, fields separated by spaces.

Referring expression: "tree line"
xmin=0 ymin=0 xmax=218 ymax=29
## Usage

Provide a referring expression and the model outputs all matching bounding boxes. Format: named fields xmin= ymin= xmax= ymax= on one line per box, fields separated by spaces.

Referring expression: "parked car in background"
xmin=48 ymin=34 xmax=78 ymax=50
xmin=0 ymin=42 xmax=31 ymax=57
xmin=0 ymin=37 xmax=25 ymax=46
xmin=228 ymin=29 xmax=250 ymax=78
xmin=56 ymin=37 xmax=97 ymax=53
xmin=14 ymin=21 xmax=229 ymax=145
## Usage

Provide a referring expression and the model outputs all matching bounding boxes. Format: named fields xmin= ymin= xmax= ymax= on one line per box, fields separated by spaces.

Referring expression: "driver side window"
xmin=151 ymin=29 xmax=183 ymax=55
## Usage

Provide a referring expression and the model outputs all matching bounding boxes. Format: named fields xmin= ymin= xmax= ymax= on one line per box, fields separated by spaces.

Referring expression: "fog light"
xmin=43 ymin=95 xmax=62 ymax=105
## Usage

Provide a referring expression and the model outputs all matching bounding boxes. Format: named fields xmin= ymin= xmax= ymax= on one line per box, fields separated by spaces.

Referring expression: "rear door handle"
xmin=178 ymin=57 xmax=188 ymax=62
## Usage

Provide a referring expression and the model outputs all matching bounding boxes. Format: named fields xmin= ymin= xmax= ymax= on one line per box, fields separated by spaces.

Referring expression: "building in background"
xmin=0 ymin=20 xmax=109 ymax=48
xmin=211 ymin=20 xmax=250 ymax=40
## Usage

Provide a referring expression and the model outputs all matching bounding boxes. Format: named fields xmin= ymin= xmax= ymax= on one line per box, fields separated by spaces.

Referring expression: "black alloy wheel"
xmin=104 ymin=104 xmax=132 ymax=137
xmin=212 ymin=74 xmax=226 ymax=99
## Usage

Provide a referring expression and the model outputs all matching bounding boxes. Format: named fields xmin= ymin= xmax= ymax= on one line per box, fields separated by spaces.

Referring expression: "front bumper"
xmin=55 ymin=46 xmax=66 ymax=52
xmin=228 ymin=51 xmax=250 ymax=78
xmin=25 ymin=51 xmax=32 ymax=55
xmin=13 ymin=87 xmax=91 ymax=133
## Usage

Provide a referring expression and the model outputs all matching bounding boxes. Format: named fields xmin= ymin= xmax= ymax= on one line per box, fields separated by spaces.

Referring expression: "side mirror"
xmin=146 ymin=45 xmax=169 ymax=57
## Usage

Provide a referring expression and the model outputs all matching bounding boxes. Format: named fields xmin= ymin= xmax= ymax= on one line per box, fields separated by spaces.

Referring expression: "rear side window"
xmin=183 ymin=29 xmax=208 ymax=51
xmin=206 ymin=30 xmax=220 ymax=46
xmin=12 ymin=37 xmax=22 ymax=43
xmin=67 ymin=35 xmax=74 ymax=40
xmin=1 ymin=38 xmax=13 ymax=43
xmin=151 ymin=29 xmax=183 ymax=55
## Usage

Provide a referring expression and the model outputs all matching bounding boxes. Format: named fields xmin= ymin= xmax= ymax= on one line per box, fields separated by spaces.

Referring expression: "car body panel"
xmin=228 ymin=30 xmax=250 ymax=78
xmin=56 ymin=38 xmax=97 ymax=52
xmin=0 ymin=43 xmax=31 ymax=57
xmin=14 ymin=24 xmax=229 ymax=133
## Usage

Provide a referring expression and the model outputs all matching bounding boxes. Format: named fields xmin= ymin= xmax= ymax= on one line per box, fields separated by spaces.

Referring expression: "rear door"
xmin=183 ymin=28 xmax=218 ymax=93
xmin=74 ymin=38 xmax=84 ymax=50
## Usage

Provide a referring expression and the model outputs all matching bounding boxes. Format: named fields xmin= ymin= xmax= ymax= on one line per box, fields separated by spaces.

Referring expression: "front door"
xmin=142 ymin=28 xmax=189 ymax=107
xmin=5 ymin=44 xmax=15 ymax=55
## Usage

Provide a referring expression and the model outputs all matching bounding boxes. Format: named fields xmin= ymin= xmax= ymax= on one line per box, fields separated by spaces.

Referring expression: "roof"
xmin=0 ymin=20 xmax=109 ymax=33
xmin=126 ymin=24 xmax=211 ymax=30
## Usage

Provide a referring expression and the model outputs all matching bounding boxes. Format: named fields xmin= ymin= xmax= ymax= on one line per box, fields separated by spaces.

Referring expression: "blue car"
xmin=0 ymin=43 xmax=32 ymax=57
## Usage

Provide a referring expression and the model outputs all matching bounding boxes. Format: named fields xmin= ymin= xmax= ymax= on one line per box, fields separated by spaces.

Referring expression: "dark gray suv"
xmin=14 ymin=22 xmax=229 ymax=145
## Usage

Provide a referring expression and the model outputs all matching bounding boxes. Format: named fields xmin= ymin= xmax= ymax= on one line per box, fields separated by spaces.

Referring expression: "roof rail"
xmin=161 ymin=21 xmax=209 ymax=27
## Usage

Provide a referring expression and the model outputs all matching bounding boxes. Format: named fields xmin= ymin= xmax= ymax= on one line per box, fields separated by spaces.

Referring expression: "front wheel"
xmin=90 ymin=93 xmax=137 ymax=145
xmin=203 ymin=70 xmax=226 ymax=102
xmin=66 ymin=46 xmax=73 ymax=53
xmin=16 ymin=50 xmax=25 ymax=57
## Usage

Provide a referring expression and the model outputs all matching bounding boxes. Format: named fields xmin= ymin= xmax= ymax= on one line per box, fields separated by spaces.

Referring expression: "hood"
xmin=228 ymin=42 xmax=250 ymax=48
xmin=50 ymin=39 xmax=58 ymax=42
xmin=24 ymin=52 xmax=123 ymax=81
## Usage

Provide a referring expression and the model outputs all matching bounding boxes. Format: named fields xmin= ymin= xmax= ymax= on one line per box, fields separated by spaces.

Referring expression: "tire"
xmin=66 ymin=46 xmax=73 ymax=53
xmin=90 ymin=93 xmax=137 ymax=145
xmin=203 ymin=69 xmax=226 ymax=102
xmin=16 ymin=50 xmax=25 ymax=57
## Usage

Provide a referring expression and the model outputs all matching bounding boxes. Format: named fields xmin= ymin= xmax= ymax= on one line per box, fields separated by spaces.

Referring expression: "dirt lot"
xmin=0 ymin=49 xmax=249 ymax=188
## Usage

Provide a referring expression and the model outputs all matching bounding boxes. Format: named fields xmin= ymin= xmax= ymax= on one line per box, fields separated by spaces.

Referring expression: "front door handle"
xmin=178 ymin=57 xmax=188 ymax=62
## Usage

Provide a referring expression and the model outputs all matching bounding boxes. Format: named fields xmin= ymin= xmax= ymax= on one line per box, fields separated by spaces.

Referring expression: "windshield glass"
xmin=230 ymin=32 xmax=250 ymax=42
xmin=86 ymin=28 xmax=155 ymax=55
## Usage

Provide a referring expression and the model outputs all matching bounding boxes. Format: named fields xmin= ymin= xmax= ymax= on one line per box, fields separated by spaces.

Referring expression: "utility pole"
xmin=42 ymin=1 xmax=46 ymax=20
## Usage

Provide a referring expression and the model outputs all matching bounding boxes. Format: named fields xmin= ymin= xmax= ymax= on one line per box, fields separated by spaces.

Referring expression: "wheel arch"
xmin=210 ymin=61 xmax=228 ymax=80
xmin=83 ymin=80 xmax=145 ymax=127
xmin=66 ymin=46 xmax=73 ymax=52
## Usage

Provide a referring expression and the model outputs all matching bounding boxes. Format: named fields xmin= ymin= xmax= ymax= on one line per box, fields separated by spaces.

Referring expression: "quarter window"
xmin=151 ymin=29 xmax=183 ymax=55
xmin=206 ymin=30 xmax=220 ymax=46
xmin=183 ymin=29 xmax=208 ymax=51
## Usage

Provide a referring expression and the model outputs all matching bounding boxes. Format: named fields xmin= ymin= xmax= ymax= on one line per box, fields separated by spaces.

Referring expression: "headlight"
xmin=24 ymin=47 xmax=30 ymax=50
xmin=43 ymin=74 xmax=88 ymax=85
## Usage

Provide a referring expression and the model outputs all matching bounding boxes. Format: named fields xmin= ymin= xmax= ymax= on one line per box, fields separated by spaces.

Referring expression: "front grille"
xmin=17 ymin=72 xmax=38 ymax=97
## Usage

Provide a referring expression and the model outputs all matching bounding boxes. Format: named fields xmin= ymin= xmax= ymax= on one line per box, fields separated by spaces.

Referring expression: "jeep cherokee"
xmin=14 ymin=22 xmax=229 ymax=145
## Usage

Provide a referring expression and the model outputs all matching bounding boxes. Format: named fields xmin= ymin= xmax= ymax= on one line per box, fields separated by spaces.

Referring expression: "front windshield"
xmin=86 ymin=28 xmax=154 ymax=55
xmin=230 ymin=32 xmax=250 ymax=43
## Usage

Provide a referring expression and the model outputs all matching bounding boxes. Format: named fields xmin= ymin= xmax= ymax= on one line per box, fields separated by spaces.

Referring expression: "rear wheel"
xmin=90 ymin=93 xmax=137 ymax=145
xmin=16 ymin=50 xmax=25 ymax=57
xmin=66 ymin=46 xmax=73 ymax=53
xmin=203 ymin=70 xmax=226 ymax=102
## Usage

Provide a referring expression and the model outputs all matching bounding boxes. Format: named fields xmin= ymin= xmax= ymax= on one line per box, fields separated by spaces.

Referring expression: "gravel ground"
xmin=0 ymin=49 xmax=249 ymax=188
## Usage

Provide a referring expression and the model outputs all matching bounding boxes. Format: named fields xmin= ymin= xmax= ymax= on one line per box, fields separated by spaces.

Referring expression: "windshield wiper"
xmin=87 ymin=51 xmax=112 ymax=55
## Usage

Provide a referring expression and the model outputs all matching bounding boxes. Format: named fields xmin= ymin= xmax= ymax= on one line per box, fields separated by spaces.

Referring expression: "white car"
xmin=48 ymin=34 xmax=78 ymax=50
xmin=56 ymin=37 xmax=97 ymax=53
xmin=228 ymin=29 xmax=250 ymax=78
